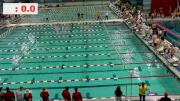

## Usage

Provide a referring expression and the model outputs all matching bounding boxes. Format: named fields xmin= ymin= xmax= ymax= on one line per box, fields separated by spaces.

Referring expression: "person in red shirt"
xmin=40 ymin=88 xmax=49 ymax=101
xmin=72 ymin=88 xmax=82 ymax=101
xmin=24 ymin=89 xmax=32 ymax=101
xmin=2 ymin=87 xmax=15 ymax=101
xmin=62 ymin=87 xmax=71 ymax=101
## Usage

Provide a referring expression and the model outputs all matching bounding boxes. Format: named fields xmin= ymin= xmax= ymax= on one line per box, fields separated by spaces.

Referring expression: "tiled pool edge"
xmin=54 ymin=95 xmax=180 ymax=101
xmin=124 ymin=22 xmax=180 ymax=80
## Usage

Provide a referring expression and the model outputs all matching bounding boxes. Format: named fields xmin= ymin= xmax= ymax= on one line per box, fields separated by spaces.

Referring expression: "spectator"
xmin=62 ymin=87 xmax=71 ymax=101
xmin=139 ymin=82 xmax=148 ymax=101
xmin=40 ymin=88 xmax=49 ymax=101
xmin=72 ymin=88 xmax=82 ymax=101
xmin=80 ymin=13 xmax=84 ymax=19
xmin=168 ymin=45 xmax=178 ymax=58
xmin=95 ymin=12 xmax=100 ymax=20
xmin=0 ymin=87 xmax=4 ymax=101
xmin=115 ymin=86 xmax=122 ymax=101
xmin=24 ymin=89 xmax=32 ymax=101
xmin=160 ymin=92 xmax=171 ymax=101
xmin=78 ymin=13 xmax=80 ymax=19
xmin=2 ymin=87 xmax=15 ymax=101
xmin=105 ymin=12 xmax=109 ymax=20
xmin=16 ymin=86 xmax=24 ymax=101
xmin=154 ymin=37 xmax=161 ymax=47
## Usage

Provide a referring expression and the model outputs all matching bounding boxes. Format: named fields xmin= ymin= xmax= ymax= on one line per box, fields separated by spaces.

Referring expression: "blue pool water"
xmin=160 ymin=20 xmax=180 ymax=47
xmin=160 ymin=20 xmax=180 ymax=34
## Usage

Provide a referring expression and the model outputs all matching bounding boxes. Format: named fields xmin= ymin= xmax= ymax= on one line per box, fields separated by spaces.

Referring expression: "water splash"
xmin=54 ymin=24 xmax=61 ymax=34
xmin=146 ymin=60 xmax=153 ymax=68
xmin=12 ymin=55 xmax=21 ymax=66
xmin=28 ymin=34 xmax=36 ymax=45
xmin=21 ymin=43 xmax=29 ymax=55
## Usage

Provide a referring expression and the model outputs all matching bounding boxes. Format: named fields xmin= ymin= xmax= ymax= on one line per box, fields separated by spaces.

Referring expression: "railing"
xmin=154 ymin=22 xmax=180 ymax=38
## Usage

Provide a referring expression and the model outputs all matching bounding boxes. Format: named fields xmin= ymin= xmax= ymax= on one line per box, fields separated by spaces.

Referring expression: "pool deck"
xmin=55 ymin=95 xmax=180 ymax=101
xmin=0 ymin=5 xmax=180 ymax=100
xmin=124 ymin=21 xmax=180 ymax=80
xmin=147 ymin=17 xmax=180 ymax=22
xmin=109 ymin=3 xmax=180 ymax=79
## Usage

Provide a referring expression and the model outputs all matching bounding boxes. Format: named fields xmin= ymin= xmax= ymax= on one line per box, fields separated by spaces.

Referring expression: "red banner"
xmin=150 ymin=0 xmax=179 ymax=16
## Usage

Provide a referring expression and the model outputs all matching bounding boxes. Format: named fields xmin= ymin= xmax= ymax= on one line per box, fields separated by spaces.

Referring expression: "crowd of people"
xmin=0 ymin=82 xmax=173 ymax=101
xmin=0 ymin=86 xmax=83 ymax=101
xmin=171 ymin=8 xmax=180 ymax=19
xmin=113 ymin=2 xmax=179 ymax=64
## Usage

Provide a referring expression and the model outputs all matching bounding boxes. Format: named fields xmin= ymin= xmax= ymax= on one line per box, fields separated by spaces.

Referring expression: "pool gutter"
xmin=124 ymin=22 xmax=180 ymax=80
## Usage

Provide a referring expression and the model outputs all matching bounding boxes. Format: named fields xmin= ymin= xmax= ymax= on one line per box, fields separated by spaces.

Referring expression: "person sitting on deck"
xmin=167 ymin=45 xmax=177 ymax=58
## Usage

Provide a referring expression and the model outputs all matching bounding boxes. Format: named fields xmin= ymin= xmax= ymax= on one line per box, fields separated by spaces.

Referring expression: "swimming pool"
xmin=0 ymin=5 xmax=180 ymax=101
xmin=159 ymin=20 xmax=180 ymax=47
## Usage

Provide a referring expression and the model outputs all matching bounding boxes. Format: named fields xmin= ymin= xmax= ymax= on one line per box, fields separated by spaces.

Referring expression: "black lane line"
xmin=0 ymin=58 xmax=161 ymax=65
xmin=0 ymin=51 xmax=152 ymax=60
xmin=31 ymin=50 xmax=150 ymax=55
xmin=0 ymin=43 xmax=146 ymax=52
xmin=0 ymin=49 xmax=114 ymax=55
xmin=0 ymin=43 xmax=144 ymax=48
xmin=0 ymin=69 xmax=133 ymax=76
xmin=6 ymin=32 xmax=133 ymax=38
xmin=0 ymin=37 xmax=133 ymax=44
xmin=0 ymin=74 xmax=173 ymax=88
xmin=0 ymin=63 xmax=131 ymax=71
xmin=5 ymin=30 xmax=132 ymax=38
xmin=3 ymin=83 xmax=140 ymax=90
xmin=0 ymin=49 xmax=150 ymax=56
xmin=0 ymin=58 xmax=119 ymax=64
xmin=0 ymin=42 xmax=111 ymax=48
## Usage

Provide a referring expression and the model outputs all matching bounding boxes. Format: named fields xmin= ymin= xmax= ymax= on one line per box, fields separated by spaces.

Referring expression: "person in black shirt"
xmin=160 ymin=92 xmax=171 ymax=101
xmin=115 ymin=86 xmax=122 ymax=101
xmin=78 ymin=13 xmax=80 ymax=19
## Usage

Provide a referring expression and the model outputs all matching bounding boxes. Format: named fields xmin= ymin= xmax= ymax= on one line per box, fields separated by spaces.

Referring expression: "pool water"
xmin=160 ymin=20 xmax=180 ymax=34
xmin=0 ymin=5 xmax=180 ymax=101
xmin=160 ymin=20 xmax=180 ymax=47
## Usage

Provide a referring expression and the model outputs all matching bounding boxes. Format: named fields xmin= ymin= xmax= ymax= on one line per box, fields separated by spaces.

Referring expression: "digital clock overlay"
xmin=3 ymin=3 xmax=38 ymax=14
